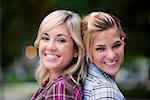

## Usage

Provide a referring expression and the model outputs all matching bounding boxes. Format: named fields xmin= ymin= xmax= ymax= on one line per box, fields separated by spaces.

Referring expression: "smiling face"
xmin=38 ymin=24 xmax=75 ymax=79
xmin=92 ymin=28 xmax=125 ymax=79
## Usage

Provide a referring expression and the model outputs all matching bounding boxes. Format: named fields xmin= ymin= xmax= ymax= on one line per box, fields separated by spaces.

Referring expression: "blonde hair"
xmin=82 ymin=11 xmax=126 ymax=63
xmin=34 ymin=10 xmax=86 ymax=87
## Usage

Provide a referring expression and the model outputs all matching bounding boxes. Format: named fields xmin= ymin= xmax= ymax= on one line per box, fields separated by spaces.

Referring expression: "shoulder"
xmin=84 ymin=78 xmax=125 ymax=100
xmin=83 ymin=74 xmax=100 ymax=99
xmin=93 ymin=82 xmax=125 ymax=100
xmin=84 ymin=70 xmax=104 ymax=91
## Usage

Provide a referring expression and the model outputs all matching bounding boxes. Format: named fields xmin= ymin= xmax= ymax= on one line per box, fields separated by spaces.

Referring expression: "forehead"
xmin=92 ymin=28 xmax=121 ymax=45
xmin=49 ymin=24 xmax=70 ymax=35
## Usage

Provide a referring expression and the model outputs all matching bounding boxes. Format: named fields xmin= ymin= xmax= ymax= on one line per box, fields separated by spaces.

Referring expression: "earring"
xmin=74 ymin=52 xmax=78 ymax=57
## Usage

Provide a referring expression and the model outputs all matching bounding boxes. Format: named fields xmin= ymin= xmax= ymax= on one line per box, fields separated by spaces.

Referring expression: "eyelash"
xmin=113 ymin=43 xmax=121 ymax=49
xmin=41 ymin=36 xmax=67 ymax=43
xmin=57 ymin=38 xmax=66 ymax=43
xmin=41 ymin=37 xmax=49 ymax=41
xmin=95 ymin=43 xmax=122 ymax=51
xmin=95 ymin=47 xmax=105 ymax=51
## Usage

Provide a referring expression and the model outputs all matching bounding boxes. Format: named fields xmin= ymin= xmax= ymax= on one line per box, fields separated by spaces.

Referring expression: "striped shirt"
xmin=31 ymin=75 xmax=82 ymax=100
xmin=83 ymin=63 xmax=125 ymax=100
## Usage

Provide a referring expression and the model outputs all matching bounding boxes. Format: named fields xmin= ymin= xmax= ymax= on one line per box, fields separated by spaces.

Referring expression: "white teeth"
xmin=46 ymin=54 xmax=58 ymax=61
xmin=105 ymin=61 xmax=116 ymax=65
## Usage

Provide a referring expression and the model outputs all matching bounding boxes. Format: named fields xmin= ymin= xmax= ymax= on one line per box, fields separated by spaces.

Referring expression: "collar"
xmin=87 ymin=63 xmax=116 ymax=84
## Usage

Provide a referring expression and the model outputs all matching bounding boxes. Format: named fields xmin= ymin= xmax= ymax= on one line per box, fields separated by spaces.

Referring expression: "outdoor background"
xmin=1 ymin=0 xmax=150 ymax=100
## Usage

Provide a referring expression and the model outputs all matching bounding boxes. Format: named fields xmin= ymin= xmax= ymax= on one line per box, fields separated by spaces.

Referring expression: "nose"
xmin=106 ymin=49 xmax=117 ymax=61
xmin=46 ymin=40 xmax=57 ymax=51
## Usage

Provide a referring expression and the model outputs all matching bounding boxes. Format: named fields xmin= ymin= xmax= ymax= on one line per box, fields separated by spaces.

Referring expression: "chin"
xmin=106 ymin=68 xmax=119 ymax=76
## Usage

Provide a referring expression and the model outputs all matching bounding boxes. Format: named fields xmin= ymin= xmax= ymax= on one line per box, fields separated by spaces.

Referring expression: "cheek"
xmin=66 ymin=46 xmax=74 ymax=56
xmin=119 ymin=46 xmax=124 ymax=55
xmin=117 ymin=46 xmax=125 ymax=60
xmin=58 ymin=43 xmax=74 ymax=57
xmin=92 ymin=51 xmax=103 ymax=62
xmin=64 ymin=42 xmax=74 ymax=51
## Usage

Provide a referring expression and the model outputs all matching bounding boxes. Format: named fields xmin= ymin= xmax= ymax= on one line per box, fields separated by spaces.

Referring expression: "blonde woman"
xmin=82 ymin=11 xmax=126 ymax=100
xmin=31 ymin=10 xmax=86 ymax=100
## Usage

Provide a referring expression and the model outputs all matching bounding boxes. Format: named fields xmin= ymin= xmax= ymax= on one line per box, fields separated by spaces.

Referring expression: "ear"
xmin=73 ymin=49 xmax=78 ymax=57
xmin=121 ymin=36 xmax=126 ymax=41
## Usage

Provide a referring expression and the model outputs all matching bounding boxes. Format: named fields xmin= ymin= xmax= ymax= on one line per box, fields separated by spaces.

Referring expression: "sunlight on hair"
xmin=25 ymin=45 xmax=37 ymax=59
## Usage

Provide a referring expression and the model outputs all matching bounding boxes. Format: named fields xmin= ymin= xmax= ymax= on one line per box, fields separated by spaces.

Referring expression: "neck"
xmin=111 ymin=76 xmax=115 ymax=80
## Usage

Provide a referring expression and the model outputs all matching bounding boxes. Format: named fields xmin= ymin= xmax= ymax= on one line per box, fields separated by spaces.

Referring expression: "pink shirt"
xmin=31 ymin=75 xmax=82 ymax=100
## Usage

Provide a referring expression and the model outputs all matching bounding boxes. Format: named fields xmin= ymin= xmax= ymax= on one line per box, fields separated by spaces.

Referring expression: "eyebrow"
xmin=57 ymin=34 xmax=70 ymax=39
xmin=43 ymin=33 xmax=49 ymax=36
xmin=43 ymin=33 xmax=70 ymax=39
xmin=96 ymin=44 xmax=105 ymax=47
xmin=113 ymin=41 xmax=121 ymax=45
xmin=95 ymin=40 xmax=121 ymax=47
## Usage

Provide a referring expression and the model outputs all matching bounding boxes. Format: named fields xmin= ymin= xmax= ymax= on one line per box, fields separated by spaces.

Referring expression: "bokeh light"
xmin=25 ymin=45 xmax=37 ymax=59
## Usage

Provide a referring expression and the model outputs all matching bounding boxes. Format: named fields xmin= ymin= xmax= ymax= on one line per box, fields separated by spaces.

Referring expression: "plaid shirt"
xmin=31 ymin=75 xmax=82 ymax=100
xmin=83 ymin=63 xmax=125 ymax=100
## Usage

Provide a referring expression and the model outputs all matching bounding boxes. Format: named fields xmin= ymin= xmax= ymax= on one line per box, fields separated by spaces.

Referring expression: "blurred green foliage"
xmin=1 ymin=0 xmax=150 ymax=68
